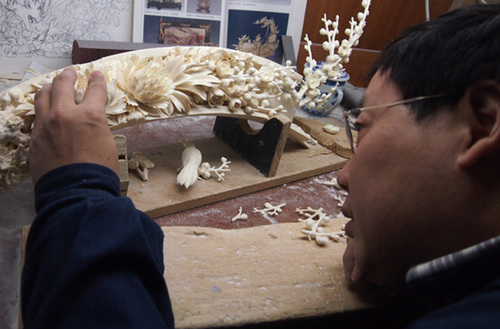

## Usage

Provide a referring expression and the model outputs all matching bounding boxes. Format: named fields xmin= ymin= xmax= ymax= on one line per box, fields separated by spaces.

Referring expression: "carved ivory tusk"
xmin=0 ymin=46 xmax=315 ymax=194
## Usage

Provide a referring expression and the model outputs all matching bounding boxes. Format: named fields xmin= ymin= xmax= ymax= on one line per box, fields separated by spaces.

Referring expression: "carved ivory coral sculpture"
xmin=298 ymin=0 xmax=371 ymax=112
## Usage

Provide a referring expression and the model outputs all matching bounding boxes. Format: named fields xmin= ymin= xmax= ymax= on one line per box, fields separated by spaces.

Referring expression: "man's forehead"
xmin=359 ymin=94 xmax=368 ymax=107
xmin=363 ymin=73 xmax=404 ymax=106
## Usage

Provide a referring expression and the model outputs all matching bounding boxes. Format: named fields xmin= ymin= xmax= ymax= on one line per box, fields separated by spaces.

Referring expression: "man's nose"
xmin=336 ymin=161 xmax=350 ymax=192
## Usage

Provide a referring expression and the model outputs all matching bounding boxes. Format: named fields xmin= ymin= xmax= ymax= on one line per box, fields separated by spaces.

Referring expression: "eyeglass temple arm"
xmin=344 ymin=94 xmax=449 ymax=116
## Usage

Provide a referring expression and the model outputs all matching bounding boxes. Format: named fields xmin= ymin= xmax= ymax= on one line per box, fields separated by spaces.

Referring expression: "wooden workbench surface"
xmin=116 ymin=115 xmax=350 ymax=228
xmin=163 ymin=221 xmax=370 ymax=329
xmin=111 ymin=115 xmax=373 ymax=328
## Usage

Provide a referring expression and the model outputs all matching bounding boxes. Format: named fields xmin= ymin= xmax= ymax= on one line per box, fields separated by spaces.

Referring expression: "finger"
xmin=81 ymin=71 xmax=108 ymax=113
xmin=50 ymin=67 xmax=78 ymax=110
xmin=33 ymin=84 xmax=52 ymax=123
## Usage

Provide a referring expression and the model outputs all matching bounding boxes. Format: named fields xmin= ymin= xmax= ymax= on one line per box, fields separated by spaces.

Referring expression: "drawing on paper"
xmin=0 ymin=0 xmax=128 ymax=60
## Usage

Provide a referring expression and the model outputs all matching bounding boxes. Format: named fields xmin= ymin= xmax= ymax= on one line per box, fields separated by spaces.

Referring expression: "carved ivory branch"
xmin=0 ymin=46 xmax=315 ymax=193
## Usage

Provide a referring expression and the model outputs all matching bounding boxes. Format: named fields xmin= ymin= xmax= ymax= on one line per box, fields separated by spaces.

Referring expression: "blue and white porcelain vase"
xmin=302 ymin=62 xmax=350 ymax=116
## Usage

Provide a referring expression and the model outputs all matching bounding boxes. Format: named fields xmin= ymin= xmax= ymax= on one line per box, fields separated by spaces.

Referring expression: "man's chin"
xmin=346 ymin=274 xmax=414 ymax=304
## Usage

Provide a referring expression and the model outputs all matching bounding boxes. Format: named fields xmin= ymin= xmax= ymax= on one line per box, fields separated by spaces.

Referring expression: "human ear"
xmin=457 ymin=81 xmax=500 ymax=169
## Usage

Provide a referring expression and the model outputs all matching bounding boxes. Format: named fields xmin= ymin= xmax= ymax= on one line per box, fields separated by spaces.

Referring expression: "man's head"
xmin=373 ymin=4 xmax=500 ymax=121
xmin=338 ymin=5 xmax=500 ymax=291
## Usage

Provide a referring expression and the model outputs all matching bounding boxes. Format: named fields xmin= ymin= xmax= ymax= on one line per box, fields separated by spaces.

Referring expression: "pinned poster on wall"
xmin=133 ymin=0 xmax=227 ymax=47
xmin=225 ymin=0 xmax=307 ymax=64
xmin=132 ymin=0 xmax=307 ymax=63
xmin=0 ymin=0 xmax=133 ymax=79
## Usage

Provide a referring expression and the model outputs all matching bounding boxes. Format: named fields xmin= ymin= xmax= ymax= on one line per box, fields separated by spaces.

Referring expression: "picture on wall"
xmin=133 ymin=0 xmax=305 ymax=55
xmin=227 ymin=10 xmax=289 ymax=63
xmin=146 ymin=0 xmax=183 ymax=10
xmin=143 ymin=15 xmax=221 ymax=46
xmin=134 ymin=0 xmax=226 ymax=46
xmin=159 ymin=20 xmax=211 ymax=45
xmin=185 ymin=0 xmax=223 ymax=16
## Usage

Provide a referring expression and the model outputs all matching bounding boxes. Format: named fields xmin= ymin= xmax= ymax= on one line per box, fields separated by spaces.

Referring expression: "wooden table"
xmin=111 ymin=115 xmax=376 ymax=328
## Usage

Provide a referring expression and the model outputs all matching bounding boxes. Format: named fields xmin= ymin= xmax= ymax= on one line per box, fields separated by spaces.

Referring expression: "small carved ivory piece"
xmin=320 ymin=176 xmax=347 ymax=206
xmin=297 ymin=207 xmax=347 ymax=245
xmin=321 ymin=177 xmax=341 ymax=190
xmin=231 ymin=207 xmax=248 ymax=222
xmin=323 ymin=124 xmax=340 ymax=135
xmin=198 ymin=157 xmax=231 ymax=181
xmin=177 ymin=139 xmax=202 ymax=188
xmin=334 ymin=194 xmax=346 ymax=207
xmin=253 ymin=202 xmax=286 ymax=216
xmin=321 ymin=177 xmax=341 ymax=188
xmin=128 ymin=151 xmax=155 ymax=182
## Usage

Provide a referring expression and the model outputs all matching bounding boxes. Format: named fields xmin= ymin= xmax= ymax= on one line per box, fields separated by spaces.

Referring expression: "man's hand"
xmin=29 ymin=67 xmax=118 ymax=185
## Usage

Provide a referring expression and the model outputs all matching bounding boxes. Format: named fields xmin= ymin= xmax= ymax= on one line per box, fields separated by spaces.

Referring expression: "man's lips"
xmin=341 ymin=200 xmax=354 ymax=237
xmin=340 ymin=199 xmax=352 ymax=218
xmin=344 ymin=218 xmax=354 ymax=238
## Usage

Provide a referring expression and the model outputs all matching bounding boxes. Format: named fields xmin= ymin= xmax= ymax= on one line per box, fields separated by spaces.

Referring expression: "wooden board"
xmin=162 ymin=221 xmax=371 ymax=328
xmin=127 ymin=136 xmax=347 ymax=218
xmin=293 ymin=116 xmax=356 ymax=159
xmin=20 ymin=221 xmax=371 ymax=329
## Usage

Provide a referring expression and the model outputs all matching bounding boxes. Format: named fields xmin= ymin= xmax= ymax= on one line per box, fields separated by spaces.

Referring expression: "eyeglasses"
xmin=343 ymin=94 xmax=450 ymax=154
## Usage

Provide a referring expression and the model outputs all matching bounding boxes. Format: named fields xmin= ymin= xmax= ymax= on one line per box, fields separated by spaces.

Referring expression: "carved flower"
xmin=6 ymin=113 xmax=23 ymax=129
xmin=117 ymin=55 xmax=218 ymax=116
xmin=0 ymin=146 xmax=12 ymax=171
xmin=3 ymin=168 xmax=22 ymax=186
xmin=117 ymin=55 xmax=172 ymax=109
xmin=306 ymin=72 xmax=322 ymax=89
xmin=215 ymin=61 xmax=234 ymax=77
xmin=105 ymin=80 xmax=128 ymax=115
xmin=259 ymin=67 xmax=275 ymax=82
xmin=0 ymin=111 xmax=29 ymax=146
xmin=75 ymin=64 xmax=128 ymax=115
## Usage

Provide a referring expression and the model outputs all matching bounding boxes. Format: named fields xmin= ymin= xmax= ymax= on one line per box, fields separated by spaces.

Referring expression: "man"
xmin=21 ymin=68 xmax=175 ymax=328
xmin=339 ymin=4 xmax=500 ymax=327
xmin=21 ymin=5 xmax=499 ymax=329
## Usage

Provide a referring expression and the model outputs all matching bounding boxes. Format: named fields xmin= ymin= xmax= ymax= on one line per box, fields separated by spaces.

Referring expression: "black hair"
xmin=371 ymin=5 xmax=500 ymax=121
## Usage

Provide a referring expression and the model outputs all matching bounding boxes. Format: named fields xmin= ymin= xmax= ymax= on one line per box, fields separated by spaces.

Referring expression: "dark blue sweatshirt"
xmin=21 ymin=163 xmax=174 ymax=329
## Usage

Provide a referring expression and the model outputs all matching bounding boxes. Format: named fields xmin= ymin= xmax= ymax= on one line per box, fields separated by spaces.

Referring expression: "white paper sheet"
xmin=0 ymin=0 xmax=134 ymax=79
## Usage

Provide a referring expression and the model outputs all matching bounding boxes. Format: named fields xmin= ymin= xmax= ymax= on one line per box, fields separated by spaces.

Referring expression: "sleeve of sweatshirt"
xmin=21 ymin=163 xmax=175 ymax=329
